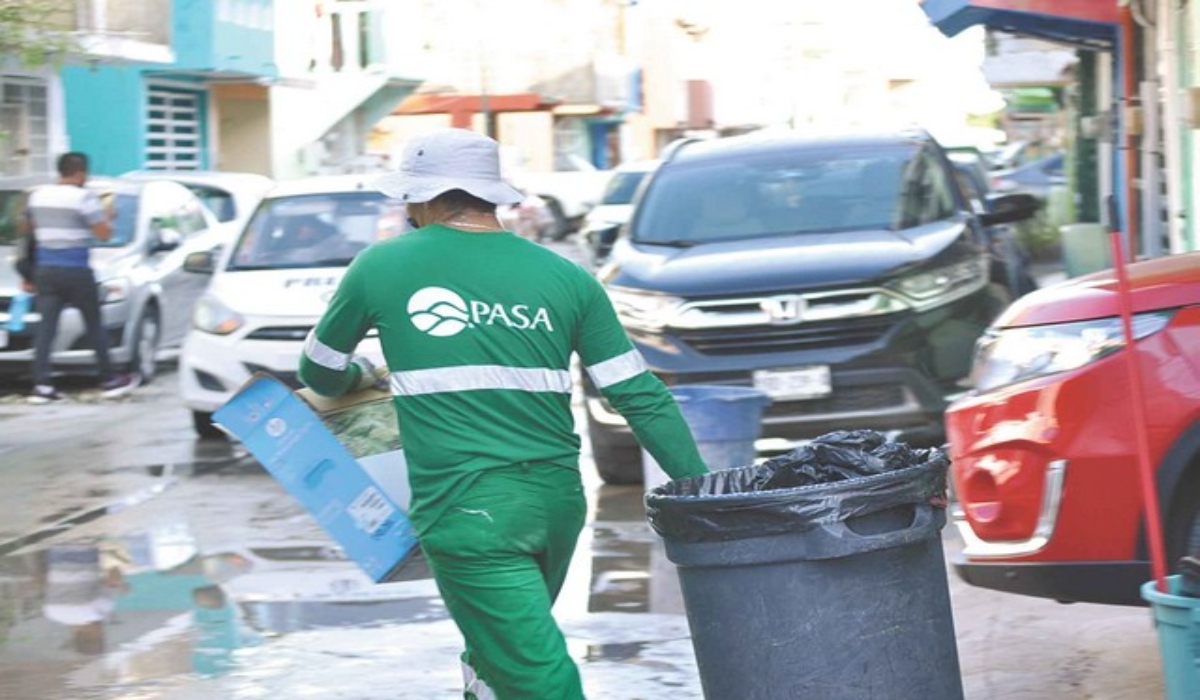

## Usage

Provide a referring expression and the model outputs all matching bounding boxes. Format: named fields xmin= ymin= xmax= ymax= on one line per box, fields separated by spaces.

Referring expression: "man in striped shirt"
xmin=299 ymin=129 xmax=708 ymax=700
xmin=22 ymin=152 xmax=139 ymax=402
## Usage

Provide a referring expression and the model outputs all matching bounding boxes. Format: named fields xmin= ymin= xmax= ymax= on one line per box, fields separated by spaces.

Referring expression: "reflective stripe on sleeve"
xmin=585 ymin=349 xmax=647 ymax=389
xmin=389 ymin=365 xmax=573 ymax=397
xmin=303 ymin=328 xmax=352 ymax=371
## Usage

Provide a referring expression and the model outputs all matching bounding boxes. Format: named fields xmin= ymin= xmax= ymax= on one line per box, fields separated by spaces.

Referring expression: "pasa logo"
xmin=408 ymin=287 xmax=472 ymax=337
xmin=408 ymin=286 xmax=553 ymax=337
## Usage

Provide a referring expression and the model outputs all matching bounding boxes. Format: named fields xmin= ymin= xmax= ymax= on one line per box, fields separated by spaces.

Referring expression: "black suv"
xmin=584 ymin=128 xmax=1038 ymax=484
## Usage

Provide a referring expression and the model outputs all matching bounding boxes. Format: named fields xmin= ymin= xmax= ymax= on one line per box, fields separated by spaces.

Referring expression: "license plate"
xmin=0 ymin=329 xmax=7 ymax=349
xmin=753 ymin=366 xmax=832 ymax=400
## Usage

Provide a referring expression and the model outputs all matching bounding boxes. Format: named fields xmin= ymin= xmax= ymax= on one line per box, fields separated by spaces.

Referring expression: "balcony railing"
xmin=73 ymin=0 xmax=171 ymax=46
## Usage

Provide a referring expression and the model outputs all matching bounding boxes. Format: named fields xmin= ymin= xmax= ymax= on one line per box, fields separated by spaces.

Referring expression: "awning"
xmin=395 ymin=92 xmax=561 ymax=116
xmin=921 ymin=0 xmax=1120 ymax=49
xmin=394 ymin=92 xmax=566 ymax=129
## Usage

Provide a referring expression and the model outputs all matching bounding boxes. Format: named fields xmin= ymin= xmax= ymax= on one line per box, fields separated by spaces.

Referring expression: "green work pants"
xmin=420 ymin=463 xmax=588 ymax=700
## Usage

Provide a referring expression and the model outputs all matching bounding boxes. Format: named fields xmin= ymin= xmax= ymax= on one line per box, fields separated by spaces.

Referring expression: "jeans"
xmin=32 ymin=265 xmax=113 ymax=386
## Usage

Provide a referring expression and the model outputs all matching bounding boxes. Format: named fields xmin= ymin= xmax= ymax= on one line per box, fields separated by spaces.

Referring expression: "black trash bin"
xmin=646 ymin=430 xmax=964 ymax=700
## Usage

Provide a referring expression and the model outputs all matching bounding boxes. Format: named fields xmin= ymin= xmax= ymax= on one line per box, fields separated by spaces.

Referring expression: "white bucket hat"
xmin=375 ymin=128 xmax=524 ymax=206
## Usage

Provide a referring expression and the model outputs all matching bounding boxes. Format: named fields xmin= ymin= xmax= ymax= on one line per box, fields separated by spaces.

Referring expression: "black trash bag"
xmin=646 ymin=429 xmax=949 ymax=544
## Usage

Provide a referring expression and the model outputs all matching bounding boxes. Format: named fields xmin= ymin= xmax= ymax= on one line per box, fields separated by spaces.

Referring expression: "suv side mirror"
xmin=183 ymin=249 xmax=216 ymax=274
xmin=585 ymin=223 xmax=621 ymax=267
xmin=980 ymin=192 xmax=1040 ymax=226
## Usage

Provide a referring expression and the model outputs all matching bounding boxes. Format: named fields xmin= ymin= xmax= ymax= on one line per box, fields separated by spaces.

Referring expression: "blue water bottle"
xmin=5 ymin=291 xmax=31 ymax=332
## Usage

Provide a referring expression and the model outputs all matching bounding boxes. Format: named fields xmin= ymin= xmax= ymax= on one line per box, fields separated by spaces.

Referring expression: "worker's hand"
xmin=351 ymin=355 xmax=389 ymax=391
xmin=20 ymin=279 xmax=35 ymax=293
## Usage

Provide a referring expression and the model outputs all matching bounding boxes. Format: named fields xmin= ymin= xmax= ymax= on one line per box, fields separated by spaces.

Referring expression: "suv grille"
xmin=677 ymin=315 xmax=901 ymax=355
xmin=764 ymin=384 xmax=909 ymax=416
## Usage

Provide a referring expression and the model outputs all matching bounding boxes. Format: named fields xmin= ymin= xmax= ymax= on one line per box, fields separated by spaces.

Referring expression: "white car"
xmin=120 ymin=169 xmax=274 ymax=244
xmin=0 ymin=175 xmax=223 ymax=383
xmin=577 ymin=159 xmax=659 ymax=269
xmin=179 ymin=175 xmax=407 ymax=438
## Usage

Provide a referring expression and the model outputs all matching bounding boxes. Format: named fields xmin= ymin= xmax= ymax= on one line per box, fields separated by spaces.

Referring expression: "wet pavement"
xmin=0 ymin=244 xmax=1166 ymax=700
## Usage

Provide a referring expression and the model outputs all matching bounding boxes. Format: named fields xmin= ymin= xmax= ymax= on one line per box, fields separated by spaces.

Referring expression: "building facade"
xmin=924 ymin=0 xmax=1200 ymax=257
xmin=2 ymin=0 xmax=419 ymax=180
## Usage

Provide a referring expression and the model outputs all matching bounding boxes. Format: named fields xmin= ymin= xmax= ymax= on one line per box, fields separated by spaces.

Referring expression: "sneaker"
xmin=99 ymin=372 xmax=141 ymax=398
xmin=27 ymin=385 xmax=66 ymax=404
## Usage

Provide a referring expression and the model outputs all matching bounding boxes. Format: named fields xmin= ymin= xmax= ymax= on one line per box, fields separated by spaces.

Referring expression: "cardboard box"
xmin=213 ymin=373 xmax=419 ymax=583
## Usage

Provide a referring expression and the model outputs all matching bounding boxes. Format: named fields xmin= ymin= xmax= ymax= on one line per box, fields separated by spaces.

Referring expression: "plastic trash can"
xmin=1141 ymin=575 xmax=1200 ymax=700
xmin=643 ymin=385 xmax=770 ymax=489
xmin=646 ymin=430 xmax=964 ymax=700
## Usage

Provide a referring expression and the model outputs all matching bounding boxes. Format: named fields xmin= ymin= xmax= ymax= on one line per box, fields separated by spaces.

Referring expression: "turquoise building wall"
xmin=61 ymin=66 xmax=148 ymax=175
xmin=175 ymin=0 xmax=276 ymax=77
xmin=60 ymin=0 xmax=273 ymax=176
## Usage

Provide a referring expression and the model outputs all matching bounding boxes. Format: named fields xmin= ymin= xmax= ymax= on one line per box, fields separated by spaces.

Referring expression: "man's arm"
xmin=577 ymin=279 xmax=708 ymax=480
xmin=90 ymin=220 xmax=112 ymax=242
xmin=297 ymin=259 xmax=376 ymax=397
xmin=16 ymin=197 xmax=36 ymax=287
xmin=80 ymin=191 xmax=111 ymax=242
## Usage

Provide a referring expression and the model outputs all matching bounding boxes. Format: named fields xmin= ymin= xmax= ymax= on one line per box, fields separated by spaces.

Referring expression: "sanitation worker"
xmin=297 ymin=127 xmax=709 ymax=700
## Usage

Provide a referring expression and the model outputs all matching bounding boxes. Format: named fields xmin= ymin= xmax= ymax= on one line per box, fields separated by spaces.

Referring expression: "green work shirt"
xmin=298 ymin=224 xmax=707 ymax=533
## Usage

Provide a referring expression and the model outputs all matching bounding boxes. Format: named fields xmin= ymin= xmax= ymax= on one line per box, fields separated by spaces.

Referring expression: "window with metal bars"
xmin=0 ymin=76 xmax=50 ymax=176
xmin=145 ymin=87 xmax=204 ymax=170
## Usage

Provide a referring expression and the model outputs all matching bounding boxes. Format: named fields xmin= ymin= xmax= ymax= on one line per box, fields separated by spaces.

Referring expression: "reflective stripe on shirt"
xmin=304 ymin=329 xmax=352 ymax=371
xmin=585 ymin=349 xmax=646 ymax=389
xmin=389 ymin=365 xmax=573 ymax=397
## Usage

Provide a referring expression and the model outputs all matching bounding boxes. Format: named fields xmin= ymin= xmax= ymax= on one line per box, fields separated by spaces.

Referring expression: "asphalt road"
xmin=0 ymin=239 xmax=1165 ymax=699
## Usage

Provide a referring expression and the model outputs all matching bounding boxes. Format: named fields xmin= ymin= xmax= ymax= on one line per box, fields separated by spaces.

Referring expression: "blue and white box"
xmin=213 ymin=374 xmax=418 ymax=582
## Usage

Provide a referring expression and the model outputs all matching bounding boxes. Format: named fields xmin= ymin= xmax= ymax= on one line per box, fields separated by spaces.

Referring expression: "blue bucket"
xmin=671 ymin=385 xmax=770 ymax=470
xmin=1141 ymin=575 xmax=1200 ymax=700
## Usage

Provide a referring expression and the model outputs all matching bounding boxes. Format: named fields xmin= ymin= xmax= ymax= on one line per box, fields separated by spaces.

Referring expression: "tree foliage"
xmin=0 ymin=0 xmax=80 ymax=67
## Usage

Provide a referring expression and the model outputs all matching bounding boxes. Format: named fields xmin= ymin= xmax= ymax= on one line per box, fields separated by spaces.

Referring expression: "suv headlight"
xmin=98 ymin=276 xmax=132 ymax=304
xmin=970 ymin=311 xmax=1173 ymax=392
xmin=606 ymin=285 xmax=684 ymax=331
xmin=888 ymin=256 xmax=988 ymax=310
xmin=191 ymin=294 xmax=245 ymax=335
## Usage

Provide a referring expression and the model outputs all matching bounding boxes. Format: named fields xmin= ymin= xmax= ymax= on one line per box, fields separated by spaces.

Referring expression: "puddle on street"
xmin=0 ymin=471 xmax=668 ymax=698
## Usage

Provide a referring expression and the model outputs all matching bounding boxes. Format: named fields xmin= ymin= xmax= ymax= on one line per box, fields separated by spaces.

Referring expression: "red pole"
xmin=1107 ymin=199 xmax=1169 ymax=592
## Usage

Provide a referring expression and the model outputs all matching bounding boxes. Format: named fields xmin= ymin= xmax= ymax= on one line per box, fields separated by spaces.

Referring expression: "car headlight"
xmin=605 ymin=285 xmax=684 ymax=331
xmin=191 ymin=294 xmax=246 ymax=335
xmin=888 ymin=256 xmax=988 ymax=310
xmin=969 ymin=311 xmax=1174 ymax=392
xmin=98 ymin=276 xmax=132 ymax=304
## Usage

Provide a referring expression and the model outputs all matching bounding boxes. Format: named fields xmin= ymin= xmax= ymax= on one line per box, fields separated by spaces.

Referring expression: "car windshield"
xmin=0 ymin=188 xmax=137 ymax=247
xmin=227 ymin=191 xmax=406 ymax=270
xmin=601 ymin=170 xmax=650 ymax=206
xmin=632 ymin=144 xmax=919 ymax=244
xmin=187 ymin=185 xmax=237 ymax=222
xmin=93 ymin=192 xmax=138 ymax=247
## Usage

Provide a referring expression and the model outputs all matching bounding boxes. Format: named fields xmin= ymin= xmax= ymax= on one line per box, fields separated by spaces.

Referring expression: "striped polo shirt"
xmin=25 ymin=184 xmax=107 ymax=268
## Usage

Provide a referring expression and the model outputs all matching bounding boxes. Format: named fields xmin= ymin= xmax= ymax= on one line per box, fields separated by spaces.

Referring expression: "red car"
xmin=945 ymin=251 xmax=1200 ymax=606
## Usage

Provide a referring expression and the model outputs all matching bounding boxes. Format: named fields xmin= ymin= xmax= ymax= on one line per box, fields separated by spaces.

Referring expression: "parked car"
xmin=945 ymin=251 xmax=1200 ymax=606
xmin=947 ymin=150 xmax=1039 ymax=298
xmin=0 ymin=175 xmax=222 ymax=383
xmin=498 ymin=189 xmax=556 ymax=242
xmin=120 ymin=169 xmax=274 ymax=243
xmin=578 ymin=159 xmax=660 ymax=269
xmin=178 ymin=175 xmax=406 ymax=438
xmin=505 ymin=151 xmax=613 ymax=241
xmin=983 ymin=140 xmax=1035 ymax=172
xmin=583 ymin=128 xmax=1039 ymax=484
xmin=990 ymin=151 xmax=1066 ymax=201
